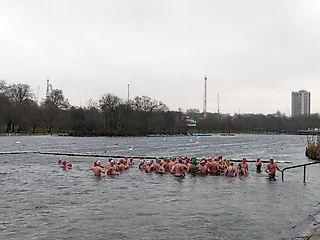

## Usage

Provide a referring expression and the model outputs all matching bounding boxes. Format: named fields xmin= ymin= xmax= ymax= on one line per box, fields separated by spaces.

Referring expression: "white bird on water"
xmin=129 ymin=146 xmax=133 ymax=151
xmin=16 ymin=141 xmax=21 ymax=144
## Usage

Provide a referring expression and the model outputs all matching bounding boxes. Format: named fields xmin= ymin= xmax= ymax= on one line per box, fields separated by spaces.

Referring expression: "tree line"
xmin=0 ymin=80 xmax=319 ymax=136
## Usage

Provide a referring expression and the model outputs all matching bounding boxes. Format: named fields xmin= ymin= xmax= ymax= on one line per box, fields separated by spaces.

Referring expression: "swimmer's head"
xmin=96 ymin=160 xmax=101 ymax=166
xmin=257 ymin=157 xmax=260 ymax=160
xmin=108 ymin=158 xmax=112 ymax=161
xmin=146 ymin=160 xmax=151 ymax=165
xmin=230 ymin=162 xmax=234 ymax=166
xmin=110 ymin=160 xmax=115 ymax=164
xmin=226 ymin=158 xmax=230 ymax=162
xmin=270 ymin=157 xmax=274 ymax=161
xmin=242 ymin=157 xmax=247 ymax=161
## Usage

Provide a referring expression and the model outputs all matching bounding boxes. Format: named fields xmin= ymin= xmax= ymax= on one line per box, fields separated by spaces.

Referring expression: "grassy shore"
xmin=305 ymin=136 xmax=320 ymax=160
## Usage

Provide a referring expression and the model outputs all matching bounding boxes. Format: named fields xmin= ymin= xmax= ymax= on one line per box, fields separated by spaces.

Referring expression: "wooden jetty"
xmin=0 ymin=151 xmax=293 ymax=163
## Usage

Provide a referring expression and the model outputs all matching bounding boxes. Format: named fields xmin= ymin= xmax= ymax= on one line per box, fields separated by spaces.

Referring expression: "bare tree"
xmin=99 ymin=93 xmax=122 ymax=131
xmin=7 ymin=83 xmax=34 ymax=103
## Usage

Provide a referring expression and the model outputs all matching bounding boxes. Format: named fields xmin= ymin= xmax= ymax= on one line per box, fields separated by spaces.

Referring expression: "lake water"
xmin=0 ymin=134 xmax=320 ymax=240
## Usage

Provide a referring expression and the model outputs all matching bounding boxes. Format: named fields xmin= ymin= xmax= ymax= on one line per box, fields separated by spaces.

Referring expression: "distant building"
xmin=291 ymin=90 xmax=311 ymax=116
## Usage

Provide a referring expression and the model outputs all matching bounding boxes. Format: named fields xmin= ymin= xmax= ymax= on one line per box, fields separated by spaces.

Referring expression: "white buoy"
xmin=16 ymin=141 xmax=21 ymax=144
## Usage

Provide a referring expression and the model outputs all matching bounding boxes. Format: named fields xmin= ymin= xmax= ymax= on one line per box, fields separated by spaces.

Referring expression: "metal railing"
xmin=282 ymin=161 xmax=320 ymax=182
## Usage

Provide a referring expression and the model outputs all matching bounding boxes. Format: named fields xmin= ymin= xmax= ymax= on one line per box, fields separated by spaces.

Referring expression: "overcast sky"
xmin=1 ymin=0 xmax=320 ymax=115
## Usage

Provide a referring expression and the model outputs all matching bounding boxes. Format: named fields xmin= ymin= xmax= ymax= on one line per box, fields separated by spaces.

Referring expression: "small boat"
xmin=191 ymin=133 xmax=213 ymax=137
xmin=220 ymin=133 xmax=235 ymax=136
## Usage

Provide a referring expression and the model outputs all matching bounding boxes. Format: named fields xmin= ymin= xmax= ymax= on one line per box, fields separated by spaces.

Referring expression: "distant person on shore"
xmin=256 ymin=157 xmax=262 ymax=173
xmin=90 ymin=160 xmax=105 ymax=176
xmin=265 ymin=157 xmax=282 ymax=181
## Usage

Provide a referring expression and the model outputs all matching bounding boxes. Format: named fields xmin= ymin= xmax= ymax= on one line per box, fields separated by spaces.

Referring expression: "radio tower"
xmin=204 ymin=76 xmax=207 ymax=118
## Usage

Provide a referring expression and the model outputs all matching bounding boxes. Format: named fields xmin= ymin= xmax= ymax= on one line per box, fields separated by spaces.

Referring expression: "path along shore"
xmin=293 ymin=220 xmax=320 ymax=240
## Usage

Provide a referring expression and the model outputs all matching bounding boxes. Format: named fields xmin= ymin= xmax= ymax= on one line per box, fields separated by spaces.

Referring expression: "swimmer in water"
xmin=198 ymin=160 xmax=210 ymax=175
xmin=106 ymin=160 xmax=118 ymax=175
xmin=239 ymin=157 xmax=249 ymax=175
xmin=66 ymin=162 xmax=72 ymax=169
xmin=265 ymin=157 xmax=282 ymax=181
xmin=171 ymin=159 xmax=187 ymax=178
xmin=256 ymin=157 xmax=262 ymax=173
xmin=128 ymin=158 xmax=134 ymax=166
xmin=209 ymin=157 xmax=220 ymax=175
xmin=225 ymin=162 xmax=237 ymax=177
xmin=60 ymin=160 xmax=67 ymax=170
xmin=90 ymin=160 xmax=105 ymax=176
xmin=145 ymin=160 xmax=153 ymax=173
xmin=139 ymin=159 xmax=146 ymax=170
xmin=157 ymin=161 xmax=166 ymax=174
xmin=118 ymin=159 xmax=126 ymax=171
xmin=188 ymin=158 xmax=198 ymax=175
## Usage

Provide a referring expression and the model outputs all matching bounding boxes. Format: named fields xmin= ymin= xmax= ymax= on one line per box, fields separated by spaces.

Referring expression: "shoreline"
xmin=293 ymin=216 xmax=320 ymax=239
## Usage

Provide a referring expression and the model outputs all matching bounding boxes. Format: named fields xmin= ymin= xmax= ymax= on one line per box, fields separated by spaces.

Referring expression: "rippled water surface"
xmin=1 ymin=134 xmax=320 ymax=240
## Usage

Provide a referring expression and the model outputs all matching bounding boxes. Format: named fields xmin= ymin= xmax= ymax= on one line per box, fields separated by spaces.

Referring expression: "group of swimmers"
xmin=57 ymin=159 xmax=73 ymax=170
xmin=88 ymin=155 xmax=282 ymax=180
xmin=90 ymin=157 xmax=134 ymax=176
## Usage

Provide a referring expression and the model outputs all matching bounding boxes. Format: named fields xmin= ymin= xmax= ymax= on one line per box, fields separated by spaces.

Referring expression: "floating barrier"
xmin=0 ymin=151 xmax=292 ymax=163
xmin=0 ymin=151 xmax=38 ymax=155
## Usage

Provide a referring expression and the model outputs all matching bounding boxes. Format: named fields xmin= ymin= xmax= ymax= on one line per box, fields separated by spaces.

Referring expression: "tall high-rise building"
xmin=291 ymin=90 xmax=311 ymax=116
